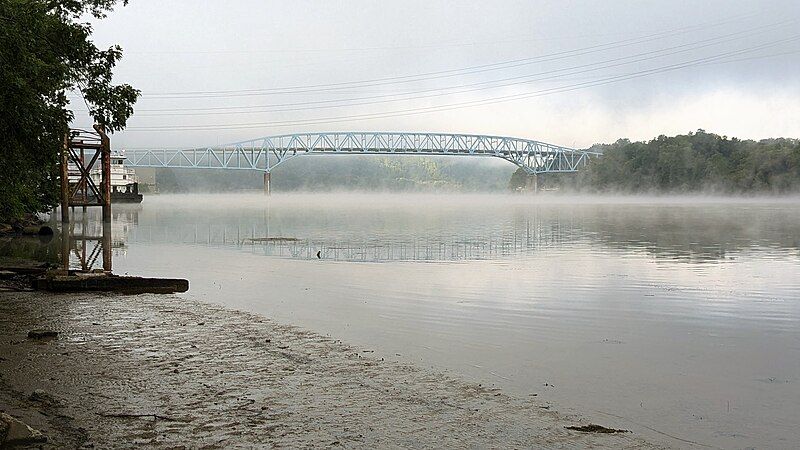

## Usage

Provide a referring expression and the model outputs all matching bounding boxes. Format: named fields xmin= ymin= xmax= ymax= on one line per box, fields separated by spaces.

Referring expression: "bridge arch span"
xmin=124 ymin=132 xmax=600 ymax=177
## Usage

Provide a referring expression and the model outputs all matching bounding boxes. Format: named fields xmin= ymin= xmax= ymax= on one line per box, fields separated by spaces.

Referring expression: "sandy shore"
xmin=0 ymin=291 xmax=659 ymax=448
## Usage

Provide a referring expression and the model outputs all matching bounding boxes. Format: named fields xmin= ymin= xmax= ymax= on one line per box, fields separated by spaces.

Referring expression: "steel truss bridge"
xmin=123 ymin=132 xmax=599 ymax=176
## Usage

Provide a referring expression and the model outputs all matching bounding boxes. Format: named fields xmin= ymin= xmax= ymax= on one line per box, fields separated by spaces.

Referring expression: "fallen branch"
xmin=566 ymin=424 xmax=629 ymax=433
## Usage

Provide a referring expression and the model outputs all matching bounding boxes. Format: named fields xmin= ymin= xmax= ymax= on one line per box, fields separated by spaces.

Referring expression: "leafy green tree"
xmin=578 ymin=131 xmax=800 ymax=193
xmin=507 ymin=167 xmax=528 ymax=191
xmin=0 ymin=0 xmax=138 ymax=222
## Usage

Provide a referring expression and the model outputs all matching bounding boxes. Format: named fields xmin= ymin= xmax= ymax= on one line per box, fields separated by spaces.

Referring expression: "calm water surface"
xmin=64 ymin=194 xmax=800 ymax=448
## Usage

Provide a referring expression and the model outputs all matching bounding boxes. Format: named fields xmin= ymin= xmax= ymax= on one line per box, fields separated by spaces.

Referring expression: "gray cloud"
xmin=71 ymin=0 xmax=800 ymax=148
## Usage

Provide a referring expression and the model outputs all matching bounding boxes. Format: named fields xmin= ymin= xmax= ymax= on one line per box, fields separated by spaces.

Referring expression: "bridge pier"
xmin=525 ymin=174 xmax=538 ymax=193
xmin=263 ymin=171 xmax=271 ymax=196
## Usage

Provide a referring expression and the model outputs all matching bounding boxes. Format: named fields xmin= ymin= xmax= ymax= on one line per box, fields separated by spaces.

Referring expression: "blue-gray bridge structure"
xmin=123 ymin=132 xmax=600 ymax=192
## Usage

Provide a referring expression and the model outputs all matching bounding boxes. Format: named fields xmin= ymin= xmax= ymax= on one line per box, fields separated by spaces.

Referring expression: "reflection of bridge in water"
xmin=128 ymin=222 xmax=573 ymax=262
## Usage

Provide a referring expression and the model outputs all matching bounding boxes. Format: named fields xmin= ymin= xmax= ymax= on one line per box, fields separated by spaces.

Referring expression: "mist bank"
xmin=144 ymin=131 xmax=800 ymax=195
xmin=512 ymin=130 xmax=800 ymax=194
xmin=149 ymin=155 xmax=516 ymax=193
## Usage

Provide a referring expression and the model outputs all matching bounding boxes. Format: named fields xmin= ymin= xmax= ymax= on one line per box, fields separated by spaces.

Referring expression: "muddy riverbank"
xmin=0 ymin=291 xmax=659 ymax=448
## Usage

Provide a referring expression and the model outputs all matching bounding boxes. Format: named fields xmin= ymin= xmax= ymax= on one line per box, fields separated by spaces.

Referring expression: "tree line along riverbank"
xmin=511 ymin=130 xmax=800 ymax=193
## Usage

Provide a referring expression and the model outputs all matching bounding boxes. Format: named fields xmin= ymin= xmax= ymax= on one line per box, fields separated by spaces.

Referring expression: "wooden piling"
xmin=60 ymin=133 xmax=70 ymax=223
xmin=95 ymin=124 xmax=112 ymax=223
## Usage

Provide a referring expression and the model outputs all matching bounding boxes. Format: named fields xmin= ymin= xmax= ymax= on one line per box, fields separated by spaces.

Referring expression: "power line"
xmin=118 ymin=25 xmax=796 ymax=116
xmin=123 ymin=10 xmax=761 ymax=56
xmin=71 ymin=20 xmax=796 ymax=116
xmin=71 ymin=14 xmax=786 ymax=100
xmin=120 ymin=35 xmax=800 ymax=132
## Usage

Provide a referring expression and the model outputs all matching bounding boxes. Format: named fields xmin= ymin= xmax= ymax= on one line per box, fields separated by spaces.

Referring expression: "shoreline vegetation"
xmin=512 ymin=130 xmax=800 ymax=193
xmin=0 ymin=291 xmax=659 ymax=448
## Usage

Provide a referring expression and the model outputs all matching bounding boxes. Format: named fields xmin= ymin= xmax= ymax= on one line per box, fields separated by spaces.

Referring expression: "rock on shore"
xmin=0 ymin=412 xmax=47 ymax=446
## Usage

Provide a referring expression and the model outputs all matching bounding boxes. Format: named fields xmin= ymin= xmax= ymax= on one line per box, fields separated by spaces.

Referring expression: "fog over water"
xmin=51 ymin=192 xmax=798 ymax=449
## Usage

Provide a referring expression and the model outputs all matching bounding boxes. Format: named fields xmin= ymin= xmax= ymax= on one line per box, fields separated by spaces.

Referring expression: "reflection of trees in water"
xmin=54 ymin=201 xmax=800 ymax=263
xmin=570 ymin=204 xmax=800 ymax=262
xmin=0 ymin=208 xmax=143 ymax=271
xmin=0 ymin=235 xmax=60 ymax=264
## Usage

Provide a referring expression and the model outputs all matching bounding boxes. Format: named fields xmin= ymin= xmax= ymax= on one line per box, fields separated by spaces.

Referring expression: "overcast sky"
xmin=71 ymin=0 xmax=800 ymax=149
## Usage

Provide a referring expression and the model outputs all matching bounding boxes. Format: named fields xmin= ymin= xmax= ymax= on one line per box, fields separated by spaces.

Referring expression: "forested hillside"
xmin=508 ymin=131 xmax=800 ymax=193
xmin=581 ymin=131 xmax=800 ymax=192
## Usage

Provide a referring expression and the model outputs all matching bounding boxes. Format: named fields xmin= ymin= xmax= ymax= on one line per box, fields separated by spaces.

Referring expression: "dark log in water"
xmin=33 ymin=274 xmax=188 ymax=294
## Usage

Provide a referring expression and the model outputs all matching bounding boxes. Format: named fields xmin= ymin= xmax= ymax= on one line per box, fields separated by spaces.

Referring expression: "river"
xmin=39 ymin=193 xmax=800 ymax=448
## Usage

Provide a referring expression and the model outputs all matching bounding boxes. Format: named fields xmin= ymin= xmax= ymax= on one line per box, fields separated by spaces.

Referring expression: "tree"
xmin=577 ymin=131 xmax=800 ymax=193
xmin=0 ymin=0 xmax=139 ymax=222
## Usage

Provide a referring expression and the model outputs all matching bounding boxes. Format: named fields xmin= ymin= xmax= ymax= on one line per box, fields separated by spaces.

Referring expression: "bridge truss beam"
xmin=124 ymin=132 xmax=600 ymax=175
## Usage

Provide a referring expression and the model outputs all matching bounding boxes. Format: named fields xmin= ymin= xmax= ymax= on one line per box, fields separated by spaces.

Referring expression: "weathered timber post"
xmin=60 ymin=133 xmax=70 ymax=223
xmin=95 ymin=124 xmax=112 ymax=223
xmin=80 ymin=148 xmax=87 ymax=215
xmin=264 ymin=171 xmax=271 ymax=196
xmin=102 ymin=221 xmax=112 ymax=272
xmin=60 ymin=221 xmax=70 ymax=270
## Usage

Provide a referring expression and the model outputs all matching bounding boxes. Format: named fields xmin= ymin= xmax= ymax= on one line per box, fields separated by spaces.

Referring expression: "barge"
xmin=68 ymin=152 xmax=143 ymax=204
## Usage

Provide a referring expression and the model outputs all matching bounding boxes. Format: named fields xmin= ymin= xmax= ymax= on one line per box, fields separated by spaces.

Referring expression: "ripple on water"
xmin=10 ymin=193 xmax=800 ymax=448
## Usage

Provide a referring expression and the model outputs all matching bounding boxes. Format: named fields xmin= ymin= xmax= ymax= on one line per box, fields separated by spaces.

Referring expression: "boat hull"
xmin=111 ymin=192 xmax=144 ymax=203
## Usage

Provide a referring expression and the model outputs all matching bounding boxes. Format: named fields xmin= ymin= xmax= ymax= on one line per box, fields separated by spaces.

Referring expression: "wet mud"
xmin=0 ymin=291 xmax=659 ymax=448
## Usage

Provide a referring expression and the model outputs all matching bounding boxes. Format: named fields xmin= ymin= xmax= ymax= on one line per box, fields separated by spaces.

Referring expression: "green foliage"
xmin=579 ymin=131 xmax=800 ymax=193
xmin=0 ymin=0 xmax=139 ymax=222
xmin=507 ymin=167 xmax=528 ymax=191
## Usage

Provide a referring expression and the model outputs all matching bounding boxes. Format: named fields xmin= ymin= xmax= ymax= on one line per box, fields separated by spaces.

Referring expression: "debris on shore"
xmin=27 ymin=330 xmax=59 ymax=340
xmin=566 ymin=424 xmax=630 ymax=433
xmin=34 ymin=273 xmax=188 ymax=294
xmin=0 ymin=257 xmax=188 ymax=295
